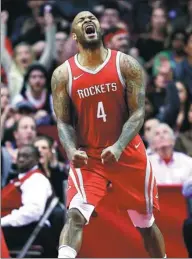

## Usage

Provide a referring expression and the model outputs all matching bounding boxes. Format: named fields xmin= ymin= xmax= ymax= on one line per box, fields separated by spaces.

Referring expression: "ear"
xmin=72 ymin=33 xmax=77 ymax=41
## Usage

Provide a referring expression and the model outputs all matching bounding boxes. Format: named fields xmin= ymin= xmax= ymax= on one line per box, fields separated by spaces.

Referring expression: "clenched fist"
xmin=101 ymin=144 xmax=122 ymax=165
xmin=69 ymin=149 xmax=88 ymax=168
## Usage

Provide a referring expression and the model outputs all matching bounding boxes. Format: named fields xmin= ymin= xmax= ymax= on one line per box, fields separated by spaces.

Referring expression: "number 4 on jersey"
xmin=97 ymin=101 xmax=107 ymax=122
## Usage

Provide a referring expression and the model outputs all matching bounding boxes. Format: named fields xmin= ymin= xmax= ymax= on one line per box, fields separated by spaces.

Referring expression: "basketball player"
xmin=51 ymin=11 xmax=166 ymax=258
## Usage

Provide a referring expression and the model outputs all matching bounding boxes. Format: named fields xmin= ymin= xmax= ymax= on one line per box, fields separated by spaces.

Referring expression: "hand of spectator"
xmin=1 ymin=105 xmax=13 ymax=119
xmin=5 ymin=142 xmax=18 ymax=163
xmin=1 ymin=11 xmax=9 ymax=24
xmin=50 ymin=141 xmax=59 ymax=167
xmin=34 ymin=110 xmax=49 ymax=121
xmin=44 ymin=6 xmax=54 ymax=27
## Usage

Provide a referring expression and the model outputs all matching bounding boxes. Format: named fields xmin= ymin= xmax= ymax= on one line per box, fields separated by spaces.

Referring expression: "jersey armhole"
xmin=116 ymin=51 xmax=126 ymax=88
xmin=65 ymin=60 xmax=73 ymax=97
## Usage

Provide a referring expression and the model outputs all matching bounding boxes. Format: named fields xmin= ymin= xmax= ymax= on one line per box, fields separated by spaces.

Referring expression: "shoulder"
xmin=12 ymin=94 xmax=24 ymax=106
xmin=173 ymin=152 xmax=192 ymax=163
xmin=21 ymin=173 xmax=51 ymax=189
xmin=52 ymin=62 xmax=69 ymax=84
xmin=51 ymin=62 xmax=70 ymax=94
xmin=119 ymin=52 xmax=143 ymax=80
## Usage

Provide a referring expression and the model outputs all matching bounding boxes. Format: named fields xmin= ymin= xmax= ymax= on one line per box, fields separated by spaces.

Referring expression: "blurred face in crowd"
xmin=176 ymin=82 xmax=187 ymax=104
xmin=1 ymin=86 xmax=10 ymax=111
xmin=72 ymin=11 xmax=102 ymax=49
xmin=56 ymin=32 xmax=68 ymax=53
xmin=14 ymin=116 xmax=37 ymax=148
xmin=34 ymin=138 xmax=52 ymax=165
xmin=145 ymin=97 xmax=154 ymax=119
xmin=144 ymin=118 xmax=160 ymax=143
xmin=27 ymin=0 xmax=47 ymax=9
xmin=28 ymin=70 xmax=46 ymax=94
xmin=102 ymin=8 xmax=119 ymax=27
xmin=17 ymin=146 xmax=38 ymax=173
xmin=151 ymin=8 xmax=167 ymax=31
xmin=185 ymin=34 xmax=192 ymax=57
xmin=172 ymin=32 xmax=186 ymax=55
xmin=154 ymin=73 xmax=167 ymax=89
xmin=188 ymin=104 xmax=192 ymax=124
xmin=14 ymin=44 xmax=33 ymax=69
xmin=108 ymin=32 xmax=129 ymax=54
xmin=151 ymin=124 xmax=175 ymax=150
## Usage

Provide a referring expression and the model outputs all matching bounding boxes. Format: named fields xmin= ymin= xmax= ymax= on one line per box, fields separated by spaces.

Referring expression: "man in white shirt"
xmin=1 ymin=144 xmax=56 ymax=257
xmin=148 ymin=123 xmax=192 ymax=185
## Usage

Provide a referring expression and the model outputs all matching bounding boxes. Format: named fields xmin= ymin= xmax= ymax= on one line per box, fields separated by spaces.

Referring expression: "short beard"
xmin=78 ymin=32 xmax=102 ymax=50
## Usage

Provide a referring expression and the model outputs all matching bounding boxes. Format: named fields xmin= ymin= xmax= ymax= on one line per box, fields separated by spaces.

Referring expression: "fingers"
xmin=101 ymin=149 xmax=116 ymax=164
xmin=72 ymin=151 xmax=88 ymax=168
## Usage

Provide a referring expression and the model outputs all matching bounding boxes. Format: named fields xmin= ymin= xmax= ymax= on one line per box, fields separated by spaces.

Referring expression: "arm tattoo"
xmin=51 ymin=65 xmax=77 ymax=159
xmin=115 ymin=53 xmax=145 ymax=151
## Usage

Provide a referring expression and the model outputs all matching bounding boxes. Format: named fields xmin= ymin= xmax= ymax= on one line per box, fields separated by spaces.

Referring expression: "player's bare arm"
xmin=101 ymin=53 xmax=145 ymax=164
xmin=51 ymin=64 xmax=88 ymax=168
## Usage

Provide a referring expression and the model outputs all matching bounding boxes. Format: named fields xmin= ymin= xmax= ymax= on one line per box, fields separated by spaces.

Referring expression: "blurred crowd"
xmin=1 ymin=0 xmax=192 ymax=257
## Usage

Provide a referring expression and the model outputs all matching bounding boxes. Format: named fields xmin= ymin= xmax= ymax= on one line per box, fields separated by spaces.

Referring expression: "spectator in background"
xmin=148 ymin=69 xmax=180 ymax=128
xmin=175 ymin=102 xmax=192 ymax=157
xmin=175 ymin=81 xmax=191 ymax=132
xmin=4 ymin=116 xmax=37 ymax=164
xmin=11 ymin=0 xmax=48 ymax=45
xmin=182 ymin=175 xmax=192 ymax=258
xmin=143 ymin=118 xmax=160 ymax=152
xmin=12 ymin=64 xmax=54 ymax=126
xmin=136 ymin=6 xmax=170 ymax=74
xmin=149 ymin=123 xmax=192 ymax=185
xmin=99 ymin=1 xmax=127 ymax=32
xmin=103 ymin=27 xmax=130 ymax=54
xmin=178 ymin=31 xmax=192 ymax=99
xmin=153 ymin=30 xmax=186 ymax=79
xmin=34 ymin=136 xmax=69 ymax=202
xmin=1 ymin=144 xmax=55 ymax=257
xmin=1 ymin=84 xmax=17 ymax=141
xmin=1 ymin=9 xmax=56 ymax=101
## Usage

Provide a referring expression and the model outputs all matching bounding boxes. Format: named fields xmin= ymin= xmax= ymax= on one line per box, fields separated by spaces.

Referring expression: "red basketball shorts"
xmin=67 ymin=135 xmax=159 ymax=225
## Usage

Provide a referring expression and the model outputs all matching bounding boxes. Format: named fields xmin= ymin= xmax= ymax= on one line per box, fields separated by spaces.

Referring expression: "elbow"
xmin=32 ymin=206 xmax=44 ymax=222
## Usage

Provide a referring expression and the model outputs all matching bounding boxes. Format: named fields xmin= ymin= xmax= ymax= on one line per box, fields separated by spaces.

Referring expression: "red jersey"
xmin=67 ymin=49 xmax=129 ymax=151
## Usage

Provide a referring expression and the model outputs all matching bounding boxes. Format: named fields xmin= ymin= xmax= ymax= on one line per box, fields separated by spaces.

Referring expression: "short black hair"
xmin=34 ymin=135 xmax=54 ymax=149
xmin=171 ymin=30 xmax=187 ymax=42
xmin=19 ymin=144 xmax=40 ymax=160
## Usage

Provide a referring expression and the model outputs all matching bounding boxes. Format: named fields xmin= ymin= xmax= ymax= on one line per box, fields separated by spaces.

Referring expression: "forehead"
xmin=18 ymin=146 xmax=33 ymax=155
xmin=30 ymin=70 xmax=44 ymax=76
xmin=18 ymin=117 xmax=35 ymax=127
xmin=74 ymin=11 xmax=95 ymax=22
xmin=35 ymin=139 xmax=49 ymax=146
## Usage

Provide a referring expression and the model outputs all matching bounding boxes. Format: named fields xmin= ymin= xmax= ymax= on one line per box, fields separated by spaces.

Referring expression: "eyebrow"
xmin=77 ymin=15 xmax=95 ymax=22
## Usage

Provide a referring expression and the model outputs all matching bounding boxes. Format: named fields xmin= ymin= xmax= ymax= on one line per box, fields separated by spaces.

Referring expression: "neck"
xmin=78 ymin=44 xmax=107 ymax=68
xmin=151 ymin=29 xmax=164 ymax=40
xmin=29 ymin=88 xmax=43 ymax=99
xmin=157 ymin=146 xmax=173 ymax=159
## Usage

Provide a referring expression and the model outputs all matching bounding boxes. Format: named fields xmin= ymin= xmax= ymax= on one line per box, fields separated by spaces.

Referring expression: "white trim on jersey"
xmin=116 ymin=51 xmax=126 ymax=88
xmin=145 ymin=155 xmax=151 ymax=214
xmin=65 ymin=60 xmax=73 ymax=97
xmin=74 ymin=49 xmax=111 ymax=74
xmin=149 ymin=167 xmax=155 ymax=214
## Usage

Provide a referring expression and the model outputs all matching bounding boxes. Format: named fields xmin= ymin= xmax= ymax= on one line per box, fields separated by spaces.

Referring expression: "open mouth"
xmin=85 ymin=24 xmax=96 ymax=35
